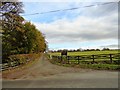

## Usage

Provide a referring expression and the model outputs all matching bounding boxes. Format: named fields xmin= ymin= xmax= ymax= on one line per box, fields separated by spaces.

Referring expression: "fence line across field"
xmin=1 ymin=53 xmax=120 ymax=71
xmin=51 ymin=53 xmax=120 ymax=64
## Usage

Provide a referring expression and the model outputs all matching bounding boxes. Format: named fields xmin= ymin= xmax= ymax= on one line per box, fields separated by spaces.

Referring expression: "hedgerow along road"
xmin=2 ymin=54 xmax=118 ymax=88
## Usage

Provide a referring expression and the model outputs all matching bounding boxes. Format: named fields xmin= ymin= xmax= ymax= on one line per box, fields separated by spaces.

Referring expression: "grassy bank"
xmin=2 ymin=53 xmax=41 ymax=72
xmin=49 ymin=58 xmax=120 ymax=71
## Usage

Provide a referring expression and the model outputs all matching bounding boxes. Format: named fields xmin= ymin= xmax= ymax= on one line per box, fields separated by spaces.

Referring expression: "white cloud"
xmin=100 ymin=44 xmax=118 ymax=49
xmin=23 ymin=1 xmax=118 ymax=49
xmin=34 ymin=11 xmax=118 ymax=45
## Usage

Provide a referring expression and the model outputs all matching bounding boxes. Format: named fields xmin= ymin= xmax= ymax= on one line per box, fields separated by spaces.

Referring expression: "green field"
xmin=49 ymin=50 xmax=120 ymax=70
xmin=49 ymin=50 xmax=119 ymax=56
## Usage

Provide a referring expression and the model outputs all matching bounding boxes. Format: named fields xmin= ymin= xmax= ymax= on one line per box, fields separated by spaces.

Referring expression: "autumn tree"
xmin=23 ymin=22 xmax=46 ymax=53
xmin=1 ymin=2 xmax=24 ymax=61
xmin=1 ymin=2 xmax=47 ymax=63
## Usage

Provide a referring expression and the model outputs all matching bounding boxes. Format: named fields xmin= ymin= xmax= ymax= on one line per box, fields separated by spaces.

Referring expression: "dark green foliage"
xmin=1 ymin=2 xmax=25 ymax=61
xmin=1 ymin=2 xmax=46 ymax=63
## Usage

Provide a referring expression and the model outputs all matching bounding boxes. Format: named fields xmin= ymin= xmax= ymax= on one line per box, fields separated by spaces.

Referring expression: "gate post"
xmin=110 ymin=54 xmax=112 ymax=63
xmin=92 ymin=55 xmax=95 ymax=63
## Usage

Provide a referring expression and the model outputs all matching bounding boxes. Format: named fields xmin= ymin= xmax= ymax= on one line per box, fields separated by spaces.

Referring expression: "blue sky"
xmin=20 ymin=1 xmax=118 ymax=50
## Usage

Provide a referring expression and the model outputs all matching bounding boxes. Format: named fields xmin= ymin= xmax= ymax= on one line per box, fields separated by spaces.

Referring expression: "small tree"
xmin=102 ymin=48 xmax=110 ymax=51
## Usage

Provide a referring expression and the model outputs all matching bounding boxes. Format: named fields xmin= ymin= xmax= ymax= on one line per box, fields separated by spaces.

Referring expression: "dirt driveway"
xmin=2 ymin=54 xmax=118 ymax=88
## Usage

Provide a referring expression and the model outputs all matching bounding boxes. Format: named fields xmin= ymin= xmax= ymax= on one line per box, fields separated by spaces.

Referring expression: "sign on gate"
xmin=61 ymin=50 xmax=67 ymax=56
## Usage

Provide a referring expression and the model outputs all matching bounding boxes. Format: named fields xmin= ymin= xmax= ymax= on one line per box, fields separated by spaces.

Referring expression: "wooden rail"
xmin=1 ymin=54 xmax=41 ymax=71
xmin=51 ymin=53 xmax=120 ymax=64
xmin=1 ymin=60 xmax=29 ymax=71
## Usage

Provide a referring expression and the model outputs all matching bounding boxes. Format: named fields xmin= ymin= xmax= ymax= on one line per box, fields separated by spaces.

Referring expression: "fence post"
xmin=78 ymin=56 xmax=80 ymax=64
xmin=67 ymin=56 xmax=69 ymax=64
xmin=92 ymin=55 xmax=95 ymax=63
xmin=109 ymin=54 xmax=112 ymax=63
xmin=60 ymin=56 xmax=62 ymax=62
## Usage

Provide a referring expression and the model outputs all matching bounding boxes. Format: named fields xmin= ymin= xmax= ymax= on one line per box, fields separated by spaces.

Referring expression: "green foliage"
xmin=1 ymin=2 xmax=25 ymax=61
xmin=1 ymin=2 xmax=47 ymax=63
xmin=23 ymin=22 xmax=46 ymax=53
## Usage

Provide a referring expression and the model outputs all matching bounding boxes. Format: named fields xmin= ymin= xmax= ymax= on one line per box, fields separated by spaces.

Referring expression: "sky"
xmin=20 ymin=0 xmax=118 ymax=50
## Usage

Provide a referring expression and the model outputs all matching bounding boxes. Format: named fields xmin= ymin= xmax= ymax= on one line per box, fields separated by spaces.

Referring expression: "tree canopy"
xmin=1 ymin=2 xmax=47 ymax=62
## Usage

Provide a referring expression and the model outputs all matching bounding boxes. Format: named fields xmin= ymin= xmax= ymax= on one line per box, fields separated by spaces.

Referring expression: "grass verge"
xmin=49 ymin=58 xmax=120 ymax=71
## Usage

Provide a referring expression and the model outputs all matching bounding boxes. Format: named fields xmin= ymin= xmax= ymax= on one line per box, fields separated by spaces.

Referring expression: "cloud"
xmin=100 ymin=44 xmax=118 ymax=49
xmin=34 ymin=11 xmax=118 ymax=44
xmin=23 ymin=2 xmax=118 ymax=49
xmin=82 ymin=3 xmax=117 ymax=17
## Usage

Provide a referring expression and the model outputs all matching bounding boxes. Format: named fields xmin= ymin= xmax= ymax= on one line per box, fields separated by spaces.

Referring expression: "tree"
xmin=1 ymin=2 xmax=24 ymax=61
xmin=102 ymin=48 xmax=110 ymax=51
xmin=96 ymin=49 xmax=100 ymax=51
xmin=23 ymin=22 xmax=46 ymax=53
xmin=1 ymin=2 xmax=47 ymax=63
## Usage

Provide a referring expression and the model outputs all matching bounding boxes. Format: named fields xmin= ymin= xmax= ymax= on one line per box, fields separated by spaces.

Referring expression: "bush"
xmin=7 ymin=54 xmax=41 ymax=66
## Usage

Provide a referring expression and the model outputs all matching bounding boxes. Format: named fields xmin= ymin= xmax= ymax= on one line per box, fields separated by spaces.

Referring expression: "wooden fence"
xmin=1 ymin=54 xmax=41 ymax=71
xmin=1 ymin=58 xmax=32 ymax=71
xmin=51 ymin=53 xmax=120 ymax=64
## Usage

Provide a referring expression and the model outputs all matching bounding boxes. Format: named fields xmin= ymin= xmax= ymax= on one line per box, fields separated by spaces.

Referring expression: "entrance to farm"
xmin=61 ymin=50 xmax=68 ymax=64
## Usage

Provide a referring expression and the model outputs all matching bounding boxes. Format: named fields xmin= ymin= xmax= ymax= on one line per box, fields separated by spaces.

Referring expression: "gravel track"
xmin=2 ymin=54 xmax=118 ymax=88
